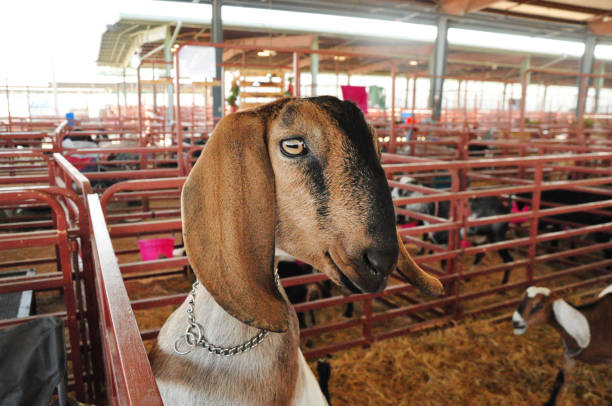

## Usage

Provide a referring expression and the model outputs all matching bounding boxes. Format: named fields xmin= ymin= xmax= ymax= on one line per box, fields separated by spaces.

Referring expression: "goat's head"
xmin=182 ymin=96 xmax=442 ymax=332
xmin=512 ymin=286 xmax=555 ymax=335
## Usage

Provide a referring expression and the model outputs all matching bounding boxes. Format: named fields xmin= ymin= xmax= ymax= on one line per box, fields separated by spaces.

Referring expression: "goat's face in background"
xmin=269 ymin=97 xmax=397 ymax=294
xmin=512 ymin=286 xmax=553 ymax=335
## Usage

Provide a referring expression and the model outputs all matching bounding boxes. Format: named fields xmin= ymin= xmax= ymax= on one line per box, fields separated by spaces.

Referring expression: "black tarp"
xmin=0 ymin=317 xmax=66 ymax=406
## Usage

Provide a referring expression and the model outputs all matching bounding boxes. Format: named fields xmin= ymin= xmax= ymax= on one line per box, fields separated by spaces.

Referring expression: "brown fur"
xmin=514 ymin=287 xmax=612 ymax=405
xmin=182 ymin=97 xmax=442 ymax=333
xmin=158 ymin=96 xmax=442 ymax=405
xmin=515 ymin=290 xmax=612 ymax=365
xmin=182 ymin=107 xmax=290 ymax=332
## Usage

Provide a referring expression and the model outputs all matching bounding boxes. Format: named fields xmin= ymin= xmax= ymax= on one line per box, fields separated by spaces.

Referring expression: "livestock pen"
xmin=2 ymin=38 xmax=611 ymax=406
xmin=2 ymin=102 xmax=612 ymax=406
xmin=74 ymin=147 xmax=610 ymax=403
xmin=0 ymin=154 xmax=103 ymax=402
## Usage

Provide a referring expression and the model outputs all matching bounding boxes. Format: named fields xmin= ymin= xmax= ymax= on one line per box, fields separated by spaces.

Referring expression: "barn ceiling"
xmin=97 ymin=1 xmax=611 ymax=85
xmin=175 ymin=0 xmax=612 ymax=37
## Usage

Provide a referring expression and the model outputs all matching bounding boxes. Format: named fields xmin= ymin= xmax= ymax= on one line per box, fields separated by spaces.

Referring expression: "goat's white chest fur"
xmin=152 ymin=283 xmax=328 ymax=406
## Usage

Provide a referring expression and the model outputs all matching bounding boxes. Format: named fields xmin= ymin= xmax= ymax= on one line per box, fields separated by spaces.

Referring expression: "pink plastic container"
xmin=138 ymin=238 xmax=175 ymax=261
xmin=67 ymin=156 xmax=94 ymax=170
xmin=511 ymin=201 xmax=531 ymax=224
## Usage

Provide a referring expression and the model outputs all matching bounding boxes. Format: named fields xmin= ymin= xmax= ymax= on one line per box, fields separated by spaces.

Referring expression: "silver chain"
xmin=174 ymin=270 xmax=281 ymax=356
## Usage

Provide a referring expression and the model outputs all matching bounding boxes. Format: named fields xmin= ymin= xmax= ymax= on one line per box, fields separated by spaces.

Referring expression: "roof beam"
xmin=223 ymin=34 xmax=316 ymax=61
xmin=298 ymin=54 xmax=334 ymax=69
xmin=483 ymin=8 xmax=587 ymax=25
xmin=440 ymin=0 xmax=498 ymax=16
xmin=589 ymin=17 xmax=612 ymax=36
xmin=348 ymin=60 xmax=390 ymax=75
xmin=332 ymin=45 xmax=434 ymax=57
xmin=227 ymin=34 xmax=316 ymax=48
xmin=512 ymin=1 xmax=610 ymax=16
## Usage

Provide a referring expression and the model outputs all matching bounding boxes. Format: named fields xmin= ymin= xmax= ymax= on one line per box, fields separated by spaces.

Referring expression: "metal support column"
xmin=164 ymin=26 xmax=174 ymax=127
xmin=26 ymin=86 xmax=32 ymax=122
xmin=51 ymin=58 xmax=59 ymax=117
xmin=122 ymin=68 xmax=128 ymax=107
xmin=212 ymin=0 xmax=223 ymax=119
xmin=429 ymin=16 xmax=448 ymax=121
xmin=593 ymin=62 xmax=604 ymax=114
xmin=576 ymin=34 xmax=596 ymax=117
xmin=4 ymin=80 xmax=11 ymax=131
xmin=520 ymin=56 xmax=531 ymax=88
xmin=310 ymin=36 xmax=319 ymax=97
xmin=540 ymin=84 xmax=548 ymax=113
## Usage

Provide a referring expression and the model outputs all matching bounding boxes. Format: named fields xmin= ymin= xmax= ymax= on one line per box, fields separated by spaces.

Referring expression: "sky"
xmin=0 ymin=0 xmax=127 ymax=84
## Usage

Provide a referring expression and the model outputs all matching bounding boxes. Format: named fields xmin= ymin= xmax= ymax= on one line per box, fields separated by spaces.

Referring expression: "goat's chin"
xmin=318 ymin=251 xmax=363 ymax=294
xmin=513 ymin=328 xmax=526 ymax=335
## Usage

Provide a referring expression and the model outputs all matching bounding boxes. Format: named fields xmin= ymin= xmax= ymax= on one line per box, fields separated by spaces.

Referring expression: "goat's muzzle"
xmin=326 ymin=244 xmax=397 ymax=294
xmin=512 ymin=310 xmax=527 ymax=335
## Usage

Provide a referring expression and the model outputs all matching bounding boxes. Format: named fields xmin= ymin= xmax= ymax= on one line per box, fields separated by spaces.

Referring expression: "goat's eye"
xmin=532 ymin=302 xmax=543 ymax=312
xmin=280 ymin=138 xmax=307 ymax=157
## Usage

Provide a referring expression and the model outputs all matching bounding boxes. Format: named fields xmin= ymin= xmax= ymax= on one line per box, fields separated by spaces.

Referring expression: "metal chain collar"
xmin=174 ymin=270 xmax=281 ymax=356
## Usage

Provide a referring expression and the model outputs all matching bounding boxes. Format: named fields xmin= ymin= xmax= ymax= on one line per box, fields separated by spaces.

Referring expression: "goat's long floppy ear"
xmin=396 ymin=231 xmax=444 ymax=296
xmin=182 ymin=110 xmax=291 ymax=333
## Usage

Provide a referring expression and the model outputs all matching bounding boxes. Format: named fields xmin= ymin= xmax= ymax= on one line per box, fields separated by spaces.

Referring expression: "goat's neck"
xmin=153 ymin=283 xmax=300 ymax=406
xmin=189 ymin=282 xmax=272 ymax=346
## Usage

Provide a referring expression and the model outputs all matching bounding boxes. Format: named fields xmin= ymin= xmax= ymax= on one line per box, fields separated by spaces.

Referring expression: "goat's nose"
xmin=363 ymin=248 xmax=396 ymax=276
xmin=512 ymin=320 xmax=524 ymax=329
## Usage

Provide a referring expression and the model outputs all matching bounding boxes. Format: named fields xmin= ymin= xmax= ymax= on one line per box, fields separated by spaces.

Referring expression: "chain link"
xmin=174 ymin=270 xmax=281 ymax=356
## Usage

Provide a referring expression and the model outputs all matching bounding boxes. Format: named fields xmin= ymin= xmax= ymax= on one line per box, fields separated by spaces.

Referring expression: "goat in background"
xmin=512 ymin=285 xmax=612 ymax=406
xmin=392 ymin=176 xmax=514 ymax=283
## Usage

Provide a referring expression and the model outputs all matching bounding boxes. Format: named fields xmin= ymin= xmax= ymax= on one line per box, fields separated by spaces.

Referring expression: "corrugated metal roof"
xmin=96 ymin=1 xmax=611 ymax=70
xmin=98 ymin=22 xmax=151 ymax=66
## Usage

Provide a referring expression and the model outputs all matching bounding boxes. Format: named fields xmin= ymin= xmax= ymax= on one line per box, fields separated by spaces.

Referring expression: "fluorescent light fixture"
xmin=334 ymin=56 xmax=347 ymax=61
xmin=448 ymin=28 xmax=584 ymax=57
xmin=223 ymin=6 xmax=437 ymax=42
xmin=595 ymin=45 xmax=612 ymax=61
xmin=409 ymin=60 xmax=418 ymax=66
xmin=128 ymin=1 xmax=436 ymax=43
xmin=121 ymin=2 xmax=597 ymax=59
xmin=257 ymin=49 xmax=277 ymax=57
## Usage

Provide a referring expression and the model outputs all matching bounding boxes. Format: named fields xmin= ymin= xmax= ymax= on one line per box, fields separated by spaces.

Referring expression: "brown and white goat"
xmin=150 ymin=97 xmax=443 ymax=406
xmin=512 ymin=285 xmax=612 ymax=406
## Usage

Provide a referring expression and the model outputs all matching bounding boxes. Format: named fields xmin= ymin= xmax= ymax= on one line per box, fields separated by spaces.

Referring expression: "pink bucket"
xmin=138 ymin=238 xmax=175 ymax=261
xmin=67 ymin=156 xmax=94 ymax=170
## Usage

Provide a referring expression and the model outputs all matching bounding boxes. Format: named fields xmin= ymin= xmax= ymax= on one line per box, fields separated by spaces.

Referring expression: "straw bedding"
xmin=125 ymin=269 xmax=611 ymax=406
xmin=316 ymin=315 xmax=611 ymax=406
xmin=4 ymin=219 xmax=608 ymax=405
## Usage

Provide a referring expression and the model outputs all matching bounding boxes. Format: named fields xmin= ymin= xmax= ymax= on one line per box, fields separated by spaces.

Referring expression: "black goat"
xmin=392 ymin=176 xmax=514 ymax=283
xmin=276 ymin=256 xmax=354 ymax=330
xmin=515 ymin=189 xmax=612 ymax=259
xmin=316 ymin=358 xmax=332 ymax=405
xmin=277 ymin=260 xmax=330 ymax=330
